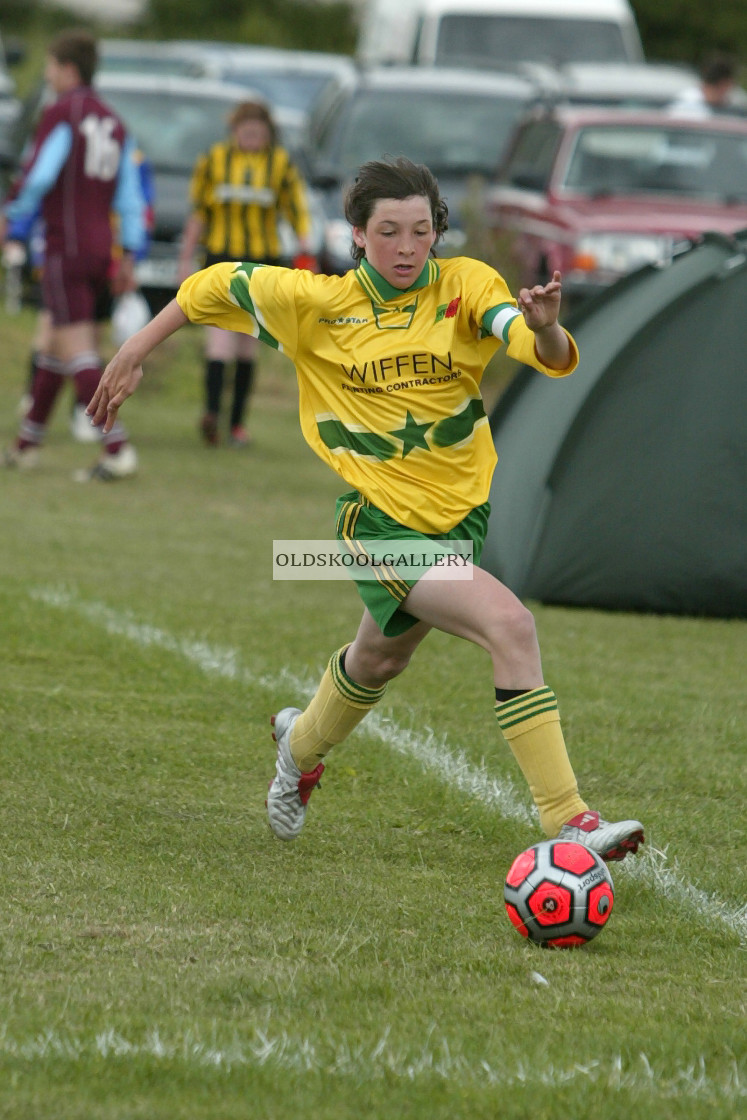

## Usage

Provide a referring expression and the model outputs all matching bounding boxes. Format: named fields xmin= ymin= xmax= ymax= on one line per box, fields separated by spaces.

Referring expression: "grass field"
xmin=1 ymin=302 xmax=745 ymax=1119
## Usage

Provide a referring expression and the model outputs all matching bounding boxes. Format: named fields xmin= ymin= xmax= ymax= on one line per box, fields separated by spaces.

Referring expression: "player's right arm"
xmin=87 ymin=298 xmax=188 ymax=433
xmin=3 ymin=123 xmax=72 ymax=224
xmin=90 ymin=258 xmax=297 ymax=432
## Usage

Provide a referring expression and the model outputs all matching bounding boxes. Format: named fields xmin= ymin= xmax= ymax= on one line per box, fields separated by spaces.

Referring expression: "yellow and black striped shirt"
xmin=189 ymin=142 xmax=311 ymax=261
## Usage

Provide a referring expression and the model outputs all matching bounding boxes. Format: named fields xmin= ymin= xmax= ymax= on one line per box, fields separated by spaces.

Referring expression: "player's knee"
xmin=483 ymin=597 xmax=537 ymax=655
xmin=377 ymin=650 xmax=413 ymax=681
xmin=356 ymin=647 xmax=412 ymax=685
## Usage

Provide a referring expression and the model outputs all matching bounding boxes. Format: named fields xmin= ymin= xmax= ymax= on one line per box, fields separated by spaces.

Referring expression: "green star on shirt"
xmin=388 ymin=411 xmax=434 ymax=458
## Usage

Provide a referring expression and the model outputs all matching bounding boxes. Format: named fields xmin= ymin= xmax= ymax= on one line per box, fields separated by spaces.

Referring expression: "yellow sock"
xmin=290 ymin=646 xmax=387 ymax=772
xmin=495 ymin=686 xmax=588 ymax=837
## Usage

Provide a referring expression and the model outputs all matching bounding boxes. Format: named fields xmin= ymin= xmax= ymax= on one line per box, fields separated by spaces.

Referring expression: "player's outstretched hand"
xmin=87 ymin=349 xmax=143 ymax=434
xmin=517 ymin=271 xmax=563 ymax=331
xmin=87 ymin=298 xmax=189 ymax=433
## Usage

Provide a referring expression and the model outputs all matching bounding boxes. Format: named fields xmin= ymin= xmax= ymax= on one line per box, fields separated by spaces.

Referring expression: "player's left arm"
xmin=112 ymin=135 xmax=147 ymax=257
xmin=111 ymin=136 xmax=149 ymax=294
xmin=517 ymin=271 xmax=571 ymax=370
xmin=89 ymin=258 xmax=274 ymax=431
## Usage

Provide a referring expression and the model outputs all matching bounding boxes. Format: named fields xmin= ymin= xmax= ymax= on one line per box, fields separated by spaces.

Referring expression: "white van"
xmin=357 ymin=0 xmax=645 ymax=71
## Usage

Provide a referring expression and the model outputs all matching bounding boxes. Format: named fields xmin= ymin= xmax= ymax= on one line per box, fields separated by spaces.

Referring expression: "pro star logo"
xmin=434 ymin=297 xmax=461 ymax=323
xmin=318 ymin=315 xmax=369 ymax=325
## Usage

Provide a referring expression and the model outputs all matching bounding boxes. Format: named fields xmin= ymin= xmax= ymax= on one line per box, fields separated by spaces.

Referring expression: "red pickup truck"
xmin=485 ymin=105 xmax=747 ymax=301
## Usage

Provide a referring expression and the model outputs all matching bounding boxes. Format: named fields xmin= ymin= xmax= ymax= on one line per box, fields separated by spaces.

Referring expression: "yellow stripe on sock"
xmin=496 ymin=685 xmax=554 ymax=714
xmin=330 ymin=648 xmax=387 ymax=706
xmin=493 ymin=686 xmax=585 ymax=836
xmin=290 ymin=646 xmax=387 ymax=771
xmin=495 ymin=687 xmax=558 ymax=731
xmin=495 ymin=701 xmax=558 ymax=730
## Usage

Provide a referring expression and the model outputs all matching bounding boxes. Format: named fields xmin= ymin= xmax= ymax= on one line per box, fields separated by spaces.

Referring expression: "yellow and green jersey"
xmin=189 ymin=142 xmax=311 ymax=260
xmin=177 ymin=255 xmax=578 ymax=532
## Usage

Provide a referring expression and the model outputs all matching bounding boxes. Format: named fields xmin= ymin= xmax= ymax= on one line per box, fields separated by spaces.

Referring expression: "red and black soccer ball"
xmin=504 ymin=839 xmax=615 ymax=948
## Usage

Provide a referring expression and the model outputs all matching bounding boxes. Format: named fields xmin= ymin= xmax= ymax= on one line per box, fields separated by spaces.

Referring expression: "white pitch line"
xmin=29 ymin=586 xmax=747 ymax=943
xmin=0 ymin=1023 xmax=743 ymax=1101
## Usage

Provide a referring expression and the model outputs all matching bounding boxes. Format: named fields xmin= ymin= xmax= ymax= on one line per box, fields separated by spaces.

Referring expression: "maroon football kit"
xmin=32 ymin=86 xmax=127 ymax=325
xmin=5 ymin=82 xmax=139 ymax=469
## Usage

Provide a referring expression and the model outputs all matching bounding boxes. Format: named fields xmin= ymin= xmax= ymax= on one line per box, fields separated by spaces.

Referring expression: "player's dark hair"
xmin=344 ymin=156 xmax=449 ymax=263
xmin=228 ymin=99 xmax=278 ymax=148
xmin=48 ymin=29 xmax=98 ymax=87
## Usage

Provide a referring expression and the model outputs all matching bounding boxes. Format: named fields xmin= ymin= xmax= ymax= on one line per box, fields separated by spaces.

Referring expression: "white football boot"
xmin=71 ymin=403 xmax=101 ymax=443
xmin=266 ymin=707 xmax=324 ymax=841
xmin=73 ymin=443 xmax=138 ymax=482
xmin=3 ymin=444 xmax=40 ymax=470
xmin=557 ymin=810 xmax=644 ymax=862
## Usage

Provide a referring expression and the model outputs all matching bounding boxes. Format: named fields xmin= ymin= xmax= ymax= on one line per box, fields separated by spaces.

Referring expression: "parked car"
xmin=0 ymin=31 xmax=22 ymax=187
xmin=3 ymin=71 xmax=313 ymax=310
xmin=357 ymin=0 xmax=644 ymax=70
xmin=99 ymin=37 xmax=216 ymax=78
xmin=164 ymin=43 xmax=359 ymax=153
xmin=0 ymin=96 xmax=20 ymax=186
xmin=532 ymin=60 xmax=747 ymax=115
xmin=529 ymin=61 xmax=697 ymax=110
xmin=485 ymin=105 xmax=747 ymax=300
xmin=97 ymin=73 xmax=320 ymax=307
xmin=299 ymin=66 xmax=540 ymax=273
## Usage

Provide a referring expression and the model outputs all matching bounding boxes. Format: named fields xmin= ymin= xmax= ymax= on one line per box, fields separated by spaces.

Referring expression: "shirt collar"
xmin=355 ymin=256 xmax=440 ymax=303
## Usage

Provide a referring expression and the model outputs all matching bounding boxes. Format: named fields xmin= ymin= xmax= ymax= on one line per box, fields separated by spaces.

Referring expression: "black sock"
xmin=495 ymin=686 xmax=532 ymax=703
xmin=230 ymin=359 xmax=255 ymax=428
xmin=206 ymin=360 xmax=224 ymax=415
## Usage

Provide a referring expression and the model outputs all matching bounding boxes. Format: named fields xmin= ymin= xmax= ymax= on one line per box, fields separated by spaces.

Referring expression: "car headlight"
xmin=571 ymin=233 xmax=676 ymax=278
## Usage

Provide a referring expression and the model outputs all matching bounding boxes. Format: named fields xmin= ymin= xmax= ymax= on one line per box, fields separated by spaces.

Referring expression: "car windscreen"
xmin=561 ymin=125 xmax=747 ymax=201
xmin=322 ymin=88 xmax=528 ymax=177
xmin=436 ymin=16 xmax=630 ymax=68
xmin=221 ymin=68 xmax=331 ymax=112
xmin=101 ymin=88 xmax=236 ymax=171
xmin=99 ymin=55 xmax=206 ymax=78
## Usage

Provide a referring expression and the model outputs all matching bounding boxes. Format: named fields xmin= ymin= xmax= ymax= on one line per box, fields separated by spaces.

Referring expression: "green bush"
xmin=632 ymin=0 xmax=747 ymax=67
xmin=146 ymin=0 xmax=357 ymax=53
xmin=0 ymin=0 xmax=36 ymax=30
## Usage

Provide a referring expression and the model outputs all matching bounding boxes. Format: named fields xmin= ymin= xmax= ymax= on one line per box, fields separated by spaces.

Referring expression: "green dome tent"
xmin=484 ymin=233 xmax=747 ymax=618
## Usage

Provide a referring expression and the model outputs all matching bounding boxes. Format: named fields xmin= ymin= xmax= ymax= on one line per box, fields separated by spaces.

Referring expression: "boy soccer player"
xmin=88 ymin=156 xmax=644 ymax=861
xmin=1 ymin=28 xmax=146 ymax=479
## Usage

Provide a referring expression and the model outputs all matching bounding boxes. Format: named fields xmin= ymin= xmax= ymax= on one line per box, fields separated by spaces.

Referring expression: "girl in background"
xmin=178 ymin=99 xmax=314 ymax=447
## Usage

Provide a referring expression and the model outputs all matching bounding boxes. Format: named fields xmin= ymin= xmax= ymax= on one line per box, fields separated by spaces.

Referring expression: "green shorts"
xmin=334 ymin=490 xmax=490 ymax=637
